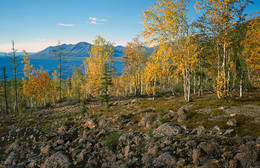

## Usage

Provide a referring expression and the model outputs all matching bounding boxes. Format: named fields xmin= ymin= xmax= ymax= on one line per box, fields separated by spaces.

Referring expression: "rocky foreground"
xmin=0 ymin=95 xmax=260 ymax=167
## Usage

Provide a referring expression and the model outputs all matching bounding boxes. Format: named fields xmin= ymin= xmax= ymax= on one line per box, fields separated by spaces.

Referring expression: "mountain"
xmin=32 ymin=42 xmax=154 ymax=60
xmin=0 ymin=52 xmax=35 ymax=56
xmin=32 ymin=42 xmax=124 ymax=59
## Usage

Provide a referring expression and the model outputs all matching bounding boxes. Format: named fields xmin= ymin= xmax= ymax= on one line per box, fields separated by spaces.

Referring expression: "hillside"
xmin=31 ymin=42 xmax=154 ymax=59
xmin=0 ymin=92 xmax=259 ymax=167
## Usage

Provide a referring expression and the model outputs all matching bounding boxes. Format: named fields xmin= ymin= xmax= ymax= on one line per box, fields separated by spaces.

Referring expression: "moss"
xmin=233 ymin=115 xmax=260 ymax=137
xmin=185 ymin=111 xmax=209 ymax=123
xmin=211 ymin=109 xmax=225 ymax=116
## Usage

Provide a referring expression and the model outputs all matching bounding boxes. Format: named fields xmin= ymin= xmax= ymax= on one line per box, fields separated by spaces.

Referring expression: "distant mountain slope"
xmin=0 ymin=52 xmax=35 ymax=56
xmin=31 ymin=42 xmax=154 ymax=59
xmin=32 ymin=42 xmax=123 ymax=59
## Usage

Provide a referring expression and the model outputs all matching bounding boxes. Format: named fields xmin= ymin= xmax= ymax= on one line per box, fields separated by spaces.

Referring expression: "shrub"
xmin=78 ymin=99 xmax=88 ymax=115
xmin=159 ymin=109 xmax=166 ymax=123
xmin=147 ymin=128 xmax=153 ymax=138
xmin=106 ymin=131 xmax=122 ymax=151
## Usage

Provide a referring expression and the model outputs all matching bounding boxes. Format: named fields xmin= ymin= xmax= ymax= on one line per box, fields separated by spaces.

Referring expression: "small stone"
xmin=213 ymin=126 xmax=221 ymax=131
xmin=224 ymin=129 xmax=234 ymax=135
xmin=84 ymin=120 xmax=95 ymax=129
xmin=196 ymin=126 xmax=206 ymax=136
xmin=40 ymin=144 xmax=51 ymax=156
xmin=227 ymin=119 xmax=237 ymax=126
xmin=230 ymin=113 xmax=236 ymax=117
xmin=229 ymin=159 xmax=238 ymax=168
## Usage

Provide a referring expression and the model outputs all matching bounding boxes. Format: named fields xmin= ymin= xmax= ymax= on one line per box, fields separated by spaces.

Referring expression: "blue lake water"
xmin=0 ymin=57 xmax=123 ymax=80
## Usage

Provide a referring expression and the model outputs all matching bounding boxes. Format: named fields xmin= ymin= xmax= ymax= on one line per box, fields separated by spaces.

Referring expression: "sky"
xmin=0 ymin=0 xmax=259 ymax=52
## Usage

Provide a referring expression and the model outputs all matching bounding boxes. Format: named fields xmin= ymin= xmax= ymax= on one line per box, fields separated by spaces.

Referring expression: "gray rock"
xmin=153 ymin=152 xmax=176 ymax=167
xmin=234 ymin=142 xmax=258 ymax=167
xmin=153 ymin=122 xmax=182 ymax=138
xmin=4 ymin=152 xmax=18 ymax=166
xmin=43 ymin=151 xmax=71 ymax=168
xmin=138 ymin=114 xmax=152 ymax=128
xmin=229 ymin=159 xmax=238 ymax=168
xmin=224 ymin=129 xmax=234 ymax=135
xmin=177 ymin=106 xmax=187 ymax=123
xmin=119 ymin=133 xmax=133 ymax=146
xmin=40 ymin=143 xmax=51 ymax=156
xmin=227 ymin=119 xmax=237 ymax=126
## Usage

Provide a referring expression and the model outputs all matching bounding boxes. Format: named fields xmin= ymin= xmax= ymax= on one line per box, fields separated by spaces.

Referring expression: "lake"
xmin=0 ymin=57 xmax=123 ymax=80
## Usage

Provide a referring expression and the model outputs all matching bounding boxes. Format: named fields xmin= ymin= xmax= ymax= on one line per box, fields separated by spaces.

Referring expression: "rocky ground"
xmin=0 ymin=92 xmax=260 ymax=168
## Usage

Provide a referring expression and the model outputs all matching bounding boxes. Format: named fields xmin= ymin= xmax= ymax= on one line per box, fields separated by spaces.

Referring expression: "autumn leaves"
xmin=21 ymin=0 xmax=260 ymax=108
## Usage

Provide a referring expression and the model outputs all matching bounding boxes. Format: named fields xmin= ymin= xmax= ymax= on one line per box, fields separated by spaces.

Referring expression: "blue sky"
xmin=0 ymin=0 xmax=259 ymax=52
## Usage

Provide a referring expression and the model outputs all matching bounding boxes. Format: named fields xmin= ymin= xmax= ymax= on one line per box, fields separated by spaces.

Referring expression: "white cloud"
xmin=100 ymin=19 xmax=107 ymax=22
xmin=58 ymin=23 xmax=74 ymax=27
xmin=87 ymin=17 xmax=107 ymax=25
xmin=89 ymin=17 xmax=97 ymax=21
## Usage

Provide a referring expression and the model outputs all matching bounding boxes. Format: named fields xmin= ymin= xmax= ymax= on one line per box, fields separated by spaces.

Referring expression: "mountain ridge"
xmin=0 ymin=42 xmax=154 ymax=59
xmin=32 ymin=42 xmax=127 ymax=59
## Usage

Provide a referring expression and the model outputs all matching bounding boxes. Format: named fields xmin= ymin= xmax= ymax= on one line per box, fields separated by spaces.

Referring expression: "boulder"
xmin=177 ymin=106 xmax=187 ymax=123
xmin=4 ymin=152 xmax=18 ymax=166
xmin=153 ymin=122 xmax=183 ymax=138
xmin=229 ymin=159 xmax=238 ymax=168
xmin=153 ymin=152 xmax=176 ymax=167
xmin=43 ymin=151 xmax=71 ymax=168
xmin=192 ymin=148 xmax=207 ymax=165
xmin=138 ymin=114 xmax=152 ymax=128
xmin=234 ymin=142 xmax=258 ymax=167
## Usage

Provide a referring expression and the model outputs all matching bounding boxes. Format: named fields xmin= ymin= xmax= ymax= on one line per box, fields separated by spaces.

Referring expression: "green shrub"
xmin=159 ymin=109 xmax=166 ymax=123
xmin=78 ymin=99 xmax=88 ymax=115
xmin=147 ymin=128 xmax=153 ymax=138
xmin=106 ymin=131 xmax=122 ymax=150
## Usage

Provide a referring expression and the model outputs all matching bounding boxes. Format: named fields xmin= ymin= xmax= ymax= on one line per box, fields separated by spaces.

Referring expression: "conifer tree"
xmin=53 ymin=41 xmax=67 ymax=101
xmin=7 ymin=41 xmax=21 ymax=112
xmin=98 ymin=63 xmax=112 ymax=109
xmin=0 ymin=66 xmax=8 ymax=114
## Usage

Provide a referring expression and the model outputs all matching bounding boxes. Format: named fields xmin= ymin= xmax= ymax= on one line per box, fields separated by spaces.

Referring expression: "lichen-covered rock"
xmin=177 ymin=106 xmax=188 ymax=123
xmin=234 ymin=141 xmax=258 ymax=167
xmin=43 ymin=151 xmax=71 ymax=168
xmin=138 ymin=114 xmax=152 ymax=128
xmin=153 ymin=122 xmax=183 ymax=138
xmin=153 ymin=152 xmax=176 ymax=167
